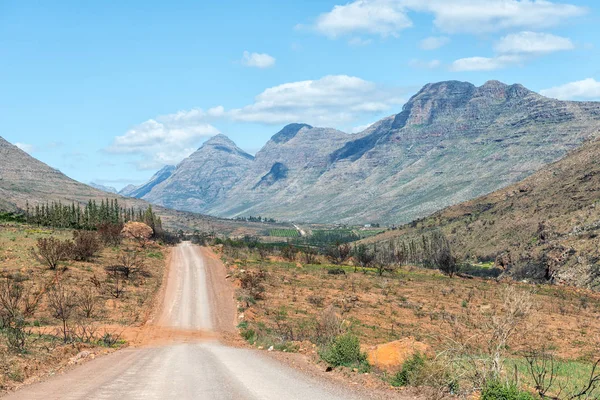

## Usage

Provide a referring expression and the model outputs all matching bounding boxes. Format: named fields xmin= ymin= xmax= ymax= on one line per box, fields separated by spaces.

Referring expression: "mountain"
xmin=141 ymin=134 xmax=254 ymax=212
xmin=136 ymin=80 xmax=600 ymax=224
xmin=120 ymin=165 xmax=175 ymax=198
xmin=0 ymin=136 xmax=276 ymax=235
xmin=89 ymin=182 xmax=118 ymax=194
xmin=119 ymin=184 xmax=138 ymax=197
xmin=364 ymin=135 xmax=600 ymax=289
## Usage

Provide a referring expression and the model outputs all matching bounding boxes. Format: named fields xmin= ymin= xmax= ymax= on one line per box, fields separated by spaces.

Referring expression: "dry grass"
xmin=220 ymin=246 xmax=600 ymax=393
xmin=0 ymin=222 xmax=168 ymax=390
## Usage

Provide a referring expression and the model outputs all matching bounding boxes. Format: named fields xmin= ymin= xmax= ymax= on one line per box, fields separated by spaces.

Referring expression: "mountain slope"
xmin=142 ymin=134 xmax=255 ymax=212
xmin=120 ymin=165 xmax=175 ymax=198
xmin=365 ymin=135 xmax=600 ymax=289
xmin=89 ymin=182 xmax=118 ymax=194
xmin=139 ymin=80 xmax=600 ymax=224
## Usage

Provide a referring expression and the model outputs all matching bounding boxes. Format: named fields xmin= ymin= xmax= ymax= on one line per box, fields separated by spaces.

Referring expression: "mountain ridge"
xmin=126 ymin=80 xmax=600 ymax=224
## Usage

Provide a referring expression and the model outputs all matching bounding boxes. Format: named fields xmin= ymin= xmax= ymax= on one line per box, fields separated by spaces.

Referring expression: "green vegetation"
xmin=24 ymin=199 xmax=162 ymax=232
xmin=269 ymin=229 xmax=300 ymax=238
xmin=0 ymin=212 xmax=26 ymax=223
xmin=303 ymin=229 xmax=359 ymax=246
xmin=319 ymin=333 xmax=368 ymax=369
xmin=391 ymin=352 xmax=426 ymax=387
xmin=481 ymin=381 xmax=535 ymax=400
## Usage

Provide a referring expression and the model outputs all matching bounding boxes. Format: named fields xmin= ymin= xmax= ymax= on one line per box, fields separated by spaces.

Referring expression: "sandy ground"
xmin=3 ymin=243 xmax=413 ymax=399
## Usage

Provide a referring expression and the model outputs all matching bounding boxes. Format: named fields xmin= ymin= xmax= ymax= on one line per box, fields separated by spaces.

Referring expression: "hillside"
xmin=364 ymin=136 xmax=600 ymax=289
xmin=133 ymin=80 xmax=600 ymax=224
xmin=0 ymin=137 xmax=277 ymax=236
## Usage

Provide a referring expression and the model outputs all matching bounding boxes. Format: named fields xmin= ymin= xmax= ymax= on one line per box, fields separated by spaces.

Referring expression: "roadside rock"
xmin=68 ymin=351 xmax=95 ymax=365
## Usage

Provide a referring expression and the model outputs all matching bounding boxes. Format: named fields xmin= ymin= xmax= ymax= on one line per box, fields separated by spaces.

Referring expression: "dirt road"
xmin=5 ymin=243 xmax=369 ymax=400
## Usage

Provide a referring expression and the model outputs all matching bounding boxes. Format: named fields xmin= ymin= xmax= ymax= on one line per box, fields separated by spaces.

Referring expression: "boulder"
xmin=121 ymin=221 xmax=153 ymax=245
xmin=366 ymin=337 xmax=432 ymax=373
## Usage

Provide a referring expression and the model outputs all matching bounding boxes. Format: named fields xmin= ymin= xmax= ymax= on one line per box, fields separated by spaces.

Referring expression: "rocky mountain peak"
xmin=270 ymin=123 xmax=313 ymax=144
xmin=194 ymin=134 xmax=254 ymax=161
xmin=202 ymin=133 xmax=238 ymax=149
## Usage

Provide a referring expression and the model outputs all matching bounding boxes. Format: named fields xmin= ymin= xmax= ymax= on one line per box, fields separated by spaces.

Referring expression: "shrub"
xmin=307 ymin=295 xmax=325 ymax=307
xmin=320 ymin=333 xmax=367 ymax=368
xmin=31 ymin=237 xmax=73 ymax=270
xmin=71 ymin=231 xmax=102 ymax=261
xmin=326 ymin=243 xmax=352 ymax=265
xmin=97 ymin=223 xmax=123 ymax=246
xmin=281 ymin=244 xmax=298 ymax=262
xmin=315 ymin=305 xmax=342 ymax=345
xmin=153 ymin=229 xmax=181 ymax=246
xmin=391 ymin=352 xmax=426 ymax=387
xmin=481 ymin=381 xmax=536 ymax=400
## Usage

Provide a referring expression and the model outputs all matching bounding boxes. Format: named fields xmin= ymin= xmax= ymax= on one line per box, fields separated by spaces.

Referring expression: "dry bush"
xmin=105 ymin=268 xmax=126 ymax=299
xmin=0 ymin=278 xmax=43 ymax=351
xmin=238 ymin=269 xmax=266 ymax=307
xmin=71 ymin=231 xmax=102 ymax=261
xmin=77 ymin=287 xmax=99 ymax=319
xmin=47 ymin=282 xmax=78 ymax=343
xmin=71 ymin=320 xmax=100 ymax=343
xmin=524 ymin=349 xmax=600 ymax=399
xmin=30 ymin=237 xmax=72 ymax=270
xmin=314 ymin=305 xmax=343 ymax=345
xmin=97 ymin=223 xmax=123 ymax=246
xmin=326 ymin=244 xmax=352 ymax=265
xmin=307 ymin=294 xmax=325 ymax=307
xmin=281 ymin=244 xmax=298 ymax=262
xmin=105 ymin=248 xmax=145 ymax=279
xmin=301 ymin=249 xmax=318 ymax=265
xmin=121 ymin=222 xmax=153 ymax=248
xmin=441 ymin=285 xmax=535 ymax=391
xmin=353 ymin=244 xmax=374 ymax=272
xmin=428 ymin=231 xmax=457 ymax=277
xmin=487 ymin=286 xmax=534 ymax=376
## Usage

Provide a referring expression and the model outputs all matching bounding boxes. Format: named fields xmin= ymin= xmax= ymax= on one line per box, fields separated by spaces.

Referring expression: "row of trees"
xmin=234 ymin=216 xmax=277 ymax=223
xmin=24 ymin=200 xmax=162 ymax=232
xmin=220 ymin=230 xmax=458 ymax=277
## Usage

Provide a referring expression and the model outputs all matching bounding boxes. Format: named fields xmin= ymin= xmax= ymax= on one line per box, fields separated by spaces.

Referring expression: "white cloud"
xmin=406 ymin=0 xmax=586 ymax=34
xmin=15 ymin=143 xmax=34 ymax=153
xmin=495 ymin=31 xmax=574 ymax=54
xmin=107 ymin=118 xmax=219 ymax=169
xmin=540 ymin=78 xmax=600 ymax=100
xmin=109 ymin=75 xmax=407 ymax=169
xmin=450 ymin=55 xmax=523 ymax=71
xmin=224 ymin=75 xmax=406 ymax=125
xmin=419 ymin=36 xmax=449 ymax=50
xmin=451 ymin=31 xmax=574 ymax=72
xmin=312 ymin=0 xmax=412 ymax=38
xmin=408 ymin=59 xmax=441 ymax=69
xmin=241 ymin=51 xmax=276 ymax=68
xmin=307 ymin=0 xmax=586 ymax=38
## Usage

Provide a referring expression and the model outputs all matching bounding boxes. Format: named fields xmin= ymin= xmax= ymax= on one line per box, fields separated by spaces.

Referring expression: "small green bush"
xmin=320 ymin=333 xmax=367 ymax=368
xmin=391 ymin=352 xmax=427 ymax=387
xmin=481 ymin=381 xmax=536 ymax=400
xmin=240 ymin=328 xmax=257 ymax=344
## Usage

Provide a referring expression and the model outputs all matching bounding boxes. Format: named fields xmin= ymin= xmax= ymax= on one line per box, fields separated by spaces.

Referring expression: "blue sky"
xmin=1 ymin=0 xmax=599 ymax=189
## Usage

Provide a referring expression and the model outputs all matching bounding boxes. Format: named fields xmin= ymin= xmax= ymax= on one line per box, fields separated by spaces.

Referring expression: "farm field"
xmin=268 ymin=229 xmax=300 ymax=238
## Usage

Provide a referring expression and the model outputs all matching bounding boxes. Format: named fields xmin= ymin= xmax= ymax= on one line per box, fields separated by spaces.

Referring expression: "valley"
xmin=2 ymin=80 xmax=600 ymax=399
